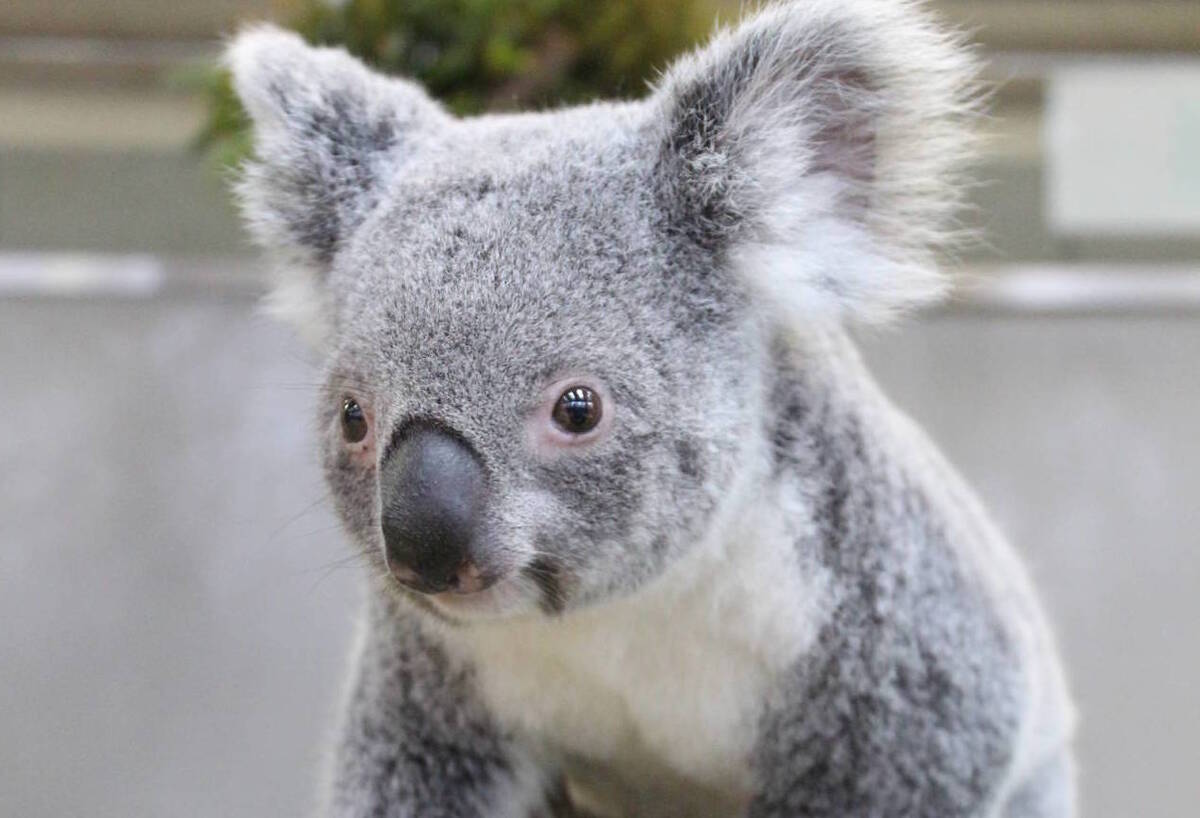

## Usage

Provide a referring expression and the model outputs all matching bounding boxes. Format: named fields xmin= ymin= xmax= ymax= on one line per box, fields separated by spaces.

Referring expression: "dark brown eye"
xmin=341 ymin=398 xmax=368 ymax=443
xmin=552 ymin=386 xmax=602 ymax=434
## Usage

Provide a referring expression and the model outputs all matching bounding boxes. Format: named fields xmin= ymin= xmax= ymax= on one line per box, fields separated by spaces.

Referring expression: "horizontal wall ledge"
xmin=0 ymin=252 xmax=263 ymax=300
xmin=931 ymin=1 xmax=1200 ymax=54
xmin=3 ymin=253 xmax=1199 ymax=317
xmin=949 ymin=265 xmax=1200 ymax=316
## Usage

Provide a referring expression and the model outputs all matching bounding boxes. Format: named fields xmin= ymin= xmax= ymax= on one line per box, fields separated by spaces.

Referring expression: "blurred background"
xmin=1 ymin=1 xmax=1197 ymax=816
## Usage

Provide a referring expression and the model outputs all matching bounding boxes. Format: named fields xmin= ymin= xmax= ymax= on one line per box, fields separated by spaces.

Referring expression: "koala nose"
xmin=379 ymin=424 xmax=489 ymax=594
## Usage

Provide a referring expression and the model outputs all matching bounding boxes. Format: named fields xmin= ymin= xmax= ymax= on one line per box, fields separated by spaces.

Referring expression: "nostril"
xmin=385 ymin=554 xmax=455 ymax=595
xmin=384 ymin=558 xmax=423 ymax=588
xmin=455 ymin=561 xmax=487 ymax=594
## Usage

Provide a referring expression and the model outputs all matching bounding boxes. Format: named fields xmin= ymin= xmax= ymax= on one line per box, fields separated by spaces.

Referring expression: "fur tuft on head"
xmin=651 ymin=0 xmax=980 ymax=323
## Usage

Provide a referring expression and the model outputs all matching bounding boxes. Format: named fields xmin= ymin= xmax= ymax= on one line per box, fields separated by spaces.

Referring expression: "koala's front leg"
xmin=746 ymin=633 xmax=1027 ymax=818
xmin=328 ymin=590 xmax=555 ymax=818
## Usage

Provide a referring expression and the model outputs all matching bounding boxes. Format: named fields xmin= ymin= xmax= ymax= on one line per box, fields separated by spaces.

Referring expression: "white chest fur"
xmin=442 ymin=488 xmax=828 ymax=815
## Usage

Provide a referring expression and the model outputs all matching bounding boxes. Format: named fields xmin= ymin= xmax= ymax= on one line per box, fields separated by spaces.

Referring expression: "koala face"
xmin=317 ymin=115 xmax=762 ymax=618
xmin=229 ymin=1 xmax=976 ymax=620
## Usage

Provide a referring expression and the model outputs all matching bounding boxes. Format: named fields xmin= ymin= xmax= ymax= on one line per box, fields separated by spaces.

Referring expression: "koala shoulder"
xmin=757 ymin=325 xmax=1075 ymax=814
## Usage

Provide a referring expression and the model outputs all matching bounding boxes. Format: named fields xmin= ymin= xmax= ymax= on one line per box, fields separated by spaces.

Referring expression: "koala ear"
xmin=650 ymin=0 xmax=979 ymax=322
xmin=226 ymin=26 xmax=447 ymax=338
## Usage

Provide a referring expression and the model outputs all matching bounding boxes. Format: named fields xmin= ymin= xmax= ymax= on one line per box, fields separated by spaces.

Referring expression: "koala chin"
xmin=228 ymin=2 xmax=1076 ymax=816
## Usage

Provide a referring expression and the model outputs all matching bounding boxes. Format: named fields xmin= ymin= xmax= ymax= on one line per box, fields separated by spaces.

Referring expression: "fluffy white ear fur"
xmin=652 ymin=0 xmax=980 ymax=323
xmin=226 ymin=26 xmax=447 ymax=341
xmin=229 ymin=3 xmax=976 ymax=339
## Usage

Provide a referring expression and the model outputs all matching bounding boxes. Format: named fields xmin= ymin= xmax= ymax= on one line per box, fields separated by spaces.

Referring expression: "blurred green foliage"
xmin=198 ymin=0 xmax=721 ymax=166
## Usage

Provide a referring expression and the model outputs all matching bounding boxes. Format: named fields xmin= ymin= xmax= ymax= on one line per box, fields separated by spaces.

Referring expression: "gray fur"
xmin=228 ymin=2 xmax=1075 ymax=816
xmin=751 ymin=331 xmax=1022 ymax=815
xmin=330 ymin=592 xmax=514 ymax=815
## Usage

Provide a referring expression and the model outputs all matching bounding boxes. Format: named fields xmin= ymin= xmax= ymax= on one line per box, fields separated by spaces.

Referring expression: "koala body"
xmin=228 ymin=2 xmax=1076 ymax=816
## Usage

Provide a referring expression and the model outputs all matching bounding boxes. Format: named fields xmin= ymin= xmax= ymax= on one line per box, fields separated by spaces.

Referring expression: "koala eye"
xmin=341 ymin=398 xmax=369 ymax=443
xmin=552 ymin=386 xmax=602 ymax=435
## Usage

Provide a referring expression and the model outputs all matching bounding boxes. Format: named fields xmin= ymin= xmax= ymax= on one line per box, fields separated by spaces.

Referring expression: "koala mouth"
xmin=390 ymin=557 xmax=570 ymax=624
xmin=415 ymin=574 xmax=539 ymax=623
xmin=385 ymin=555 xmax=500 ymax=597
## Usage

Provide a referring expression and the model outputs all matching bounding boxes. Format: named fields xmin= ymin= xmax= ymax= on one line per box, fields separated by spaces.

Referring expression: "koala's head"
xmin=228 ymin=0 xmax=975 ymax=621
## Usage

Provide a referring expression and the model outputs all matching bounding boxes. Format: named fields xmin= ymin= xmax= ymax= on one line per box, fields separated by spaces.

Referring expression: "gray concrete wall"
xmin=1 ymin=294 xmax=1196 ymax=816
xmin=3 ymin=0 xmax=1199 ymax=265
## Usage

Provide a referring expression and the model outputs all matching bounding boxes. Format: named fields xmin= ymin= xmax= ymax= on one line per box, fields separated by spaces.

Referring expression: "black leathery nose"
xmin=379 ymin=424 xmax=488 ymax=593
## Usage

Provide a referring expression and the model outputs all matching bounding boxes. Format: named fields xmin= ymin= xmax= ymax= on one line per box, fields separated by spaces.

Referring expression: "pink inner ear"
xmin=806 ymin=67 xmax=879 ymax=219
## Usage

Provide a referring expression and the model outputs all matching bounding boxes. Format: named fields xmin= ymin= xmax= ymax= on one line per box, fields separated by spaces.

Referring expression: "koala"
xmin=227 ymin=1 xmax=1076 ymax=816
